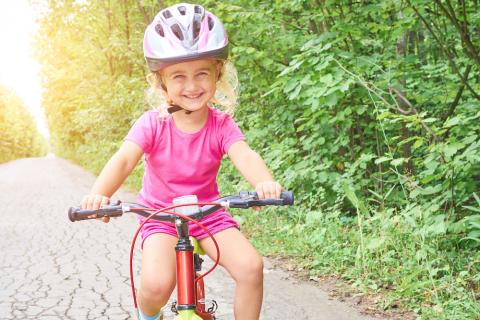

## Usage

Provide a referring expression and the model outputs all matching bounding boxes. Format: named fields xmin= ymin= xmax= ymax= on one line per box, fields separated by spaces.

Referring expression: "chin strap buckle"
xmin=167 ymin=104 xmax=192 ymax=114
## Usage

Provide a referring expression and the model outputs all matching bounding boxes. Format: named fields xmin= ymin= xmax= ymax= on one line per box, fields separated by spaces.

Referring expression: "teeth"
xmin=185 ymin=94 xmax=202 ymax=99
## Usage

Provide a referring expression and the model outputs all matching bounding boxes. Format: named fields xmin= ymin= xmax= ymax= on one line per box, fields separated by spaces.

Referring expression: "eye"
xmin=172 ymin=74 xmax=185 ymax=80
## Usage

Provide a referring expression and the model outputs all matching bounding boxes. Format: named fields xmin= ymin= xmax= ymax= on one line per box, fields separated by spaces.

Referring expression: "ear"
xmin=216 ymin=61 xmax=224 ymax=81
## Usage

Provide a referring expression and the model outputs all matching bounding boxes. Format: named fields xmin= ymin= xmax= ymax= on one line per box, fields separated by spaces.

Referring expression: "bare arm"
xmin=227 ymin=140 xmax=282 ymax=199
xmin=82 ymin=140 xmax=144 ymax=210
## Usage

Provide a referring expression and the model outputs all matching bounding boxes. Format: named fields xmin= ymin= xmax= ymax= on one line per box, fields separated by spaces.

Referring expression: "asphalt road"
xmin=0 ymin=157 xmax=376 ymax=320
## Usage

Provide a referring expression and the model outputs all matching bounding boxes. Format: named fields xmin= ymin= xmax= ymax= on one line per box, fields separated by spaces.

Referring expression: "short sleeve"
xmin=219 ymin=115 xmax=245 ymax=154
xmin=125 ymin=112 xmax=157 ymax=154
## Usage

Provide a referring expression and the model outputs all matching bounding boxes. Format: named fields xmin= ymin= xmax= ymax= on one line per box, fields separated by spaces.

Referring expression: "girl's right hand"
xmin=81 ymin=194 xmax=111 ymax=223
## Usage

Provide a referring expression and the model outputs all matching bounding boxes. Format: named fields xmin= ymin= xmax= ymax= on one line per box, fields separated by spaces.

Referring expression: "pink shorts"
xmin=140 ymin=209 xmax=239 ymax=248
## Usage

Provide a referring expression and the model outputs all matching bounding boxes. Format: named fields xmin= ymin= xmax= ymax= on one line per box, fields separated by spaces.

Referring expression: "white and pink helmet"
xmin=143 ymin=3 xmax=229 ymax=72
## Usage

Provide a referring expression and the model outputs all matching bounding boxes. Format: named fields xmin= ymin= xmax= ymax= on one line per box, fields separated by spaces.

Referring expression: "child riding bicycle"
xmin=80 ymin=3 xmax=283 ymax=320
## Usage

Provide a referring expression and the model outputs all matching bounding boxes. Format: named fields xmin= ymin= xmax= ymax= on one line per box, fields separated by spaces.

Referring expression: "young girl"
xmin=81 ymin=3 xmax=282 ymax=320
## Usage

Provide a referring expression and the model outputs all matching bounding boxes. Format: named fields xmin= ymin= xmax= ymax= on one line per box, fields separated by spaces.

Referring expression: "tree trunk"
xmin=102 ymin=0 xmax=115 ymax=75
xmin=122 ymin=0 xmax=132 ymax=76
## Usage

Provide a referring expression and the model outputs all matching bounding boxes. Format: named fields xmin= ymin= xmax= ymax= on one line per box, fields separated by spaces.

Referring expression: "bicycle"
xmin=68 ymin=191 xmax=294 ymax=319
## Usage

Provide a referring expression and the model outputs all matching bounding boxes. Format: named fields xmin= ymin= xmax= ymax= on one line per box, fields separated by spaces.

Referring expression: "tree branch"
xmin=435 ymin=0 xmax=480 ymax=71
xmin=388 ymin=87 xmax=439 ymax=141
xmin=135 ymin=0 xmax=151 ymax=26
xmin=409 ymin=2 xmax=480 ymax=100
xmin=442 ymin=65 xmax=472 ymax=122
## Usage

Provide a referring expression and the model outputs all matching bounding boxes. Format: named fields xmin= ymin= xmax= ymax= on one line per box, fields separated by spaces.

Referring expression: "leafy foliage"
xmin=0 ymin=85 xmax=48 ymax=163
xmin=36 ymin=0 xmax=480 ymax=318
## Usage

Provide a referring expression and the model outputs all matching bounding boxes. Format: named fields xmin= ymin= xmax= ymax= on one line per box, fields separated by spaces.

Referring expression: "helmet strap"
xmin=167 ymin=100 xmax=192 ymax=115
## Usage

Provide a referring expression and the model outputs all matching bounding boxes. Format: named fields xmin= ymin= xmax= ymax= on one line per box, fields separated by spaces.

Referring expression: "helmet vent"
xmin=171 ymin=24 xmax=184 ymax=40
xmin=178 ymin=5 xmax=186 ymax=15
xmin=208 ymin=16 xmax=214 ymax=30
xmin=162 ymin=10 xmax=172 ymax=19
xmin=194 ymin=5 xmax=203 ymax=14
xmin=155 ymin=23 xmax=165 ymax=37
xmin=193 ymin=20 xmax=200 ymax=39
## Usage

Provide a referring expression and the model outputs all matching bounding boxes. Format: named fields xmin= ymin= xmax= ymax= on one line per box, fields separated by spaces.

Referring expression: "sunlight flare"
xmin=0 ymin=0 xmax=48 ymax=138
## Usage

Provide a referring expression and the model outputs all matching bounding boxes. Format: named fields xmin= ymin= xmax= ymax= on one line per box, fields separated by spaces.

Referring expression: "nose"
xmin=184 ymin=78 xmax=199 ymax=92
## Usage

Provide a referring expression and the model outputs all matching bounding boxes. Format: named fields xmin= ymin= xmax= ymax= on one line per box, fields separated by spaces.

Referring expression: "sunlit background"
xmin=0 ymin=0 xmax=49 ymax=138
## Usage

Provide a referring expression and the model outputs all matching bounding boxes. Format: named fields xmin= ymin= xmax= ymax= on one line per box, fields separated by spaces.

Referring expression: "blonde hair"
xmin=145 ymin=60 xmax=239 ymax=117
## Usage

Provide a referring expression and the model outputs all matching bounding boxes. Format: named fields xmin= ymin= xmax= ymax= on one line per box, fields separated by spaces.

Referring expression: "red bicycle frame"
xmin=174 ymin=220 xmax=214 ymax=319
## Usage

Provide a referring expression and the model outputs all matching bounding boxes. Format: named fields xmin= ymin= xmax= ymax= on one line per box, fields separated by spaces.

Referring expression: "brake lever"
xmin=238 ymin=191 xmax=259 ymax=200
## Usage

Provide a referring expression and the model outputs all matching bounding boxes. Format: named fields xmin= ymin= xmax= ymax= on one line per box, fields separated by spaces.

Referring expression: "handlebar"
xmin=68 ymin=191 xmax=294 ymax=222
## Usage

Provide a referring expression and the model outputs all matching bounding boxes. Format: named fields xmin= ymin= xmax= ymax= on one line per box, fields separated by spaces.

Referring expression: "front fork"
xmin=172 ymin=270 xmax=215 ymax=320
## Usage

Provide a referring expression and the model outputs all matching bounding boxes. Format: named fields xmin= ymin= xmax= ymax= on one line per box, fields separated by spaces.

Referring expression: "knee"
xmin=140 ymin=277 xmax=175 ymax=306
xmin=232 ymin=253 xmax=264 ymax=285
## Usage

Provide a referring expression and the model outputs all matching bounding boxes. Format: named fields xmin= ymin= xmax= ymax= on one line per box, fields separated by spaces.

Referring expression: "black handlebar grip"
xmin=68 ymin=207 xmax=98 ymax=222
xmin=280 ymin=191 xmax=294 ymax=205
xmin=252 ymin=191 xmax=294 ymax=205
xmin=254 ymin=198 xmax=285 ymax=206
xmin=252 ymin=191 xmax=294 ymax=207
xmin=230 ymin=191 xmax=295 ymax=208
xmin=68 ymin=206 xmax=123 ymax=222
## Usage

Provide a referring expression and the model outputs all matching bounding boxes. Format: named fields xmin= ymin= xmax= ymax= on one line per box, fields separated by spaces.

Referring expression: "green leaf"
xmin=421 ymin=185 xmax=442 ymax=195
xmin=284 ymin=78 xmax=300 ymax=93
xmin=319 ymin=74 xmax=333 ymax=85
xmin=306 ymin=211 xmax=323 ymax=225
xmin=325 ymin=92 xmax=338 ymax=106
xmin=461 ymin=230 xmax=480 ymax=243
xmin=425 ymin=214 xmax=447 ymax=235
xmin=443 ymin=116 xmax=460 ymax=128
xmin=375 ymin=156 xmax=391 ymax=164
xmin=443 ymin=144 xmax=458 ymax=158
xmin=409 ymin=188 xmax=421 ymax=199
xmin=288 ymin=85 xmax=302 ymax=100
xmin=318 ymin=171 xmax=329 ymax=183
xmin=390 ymin=158 xmax=406 ymax=166
xmin=412 ymin=138 xmax=424 ymax=149
xmin=462 ymin=206 xmax=480 ymax=213
xmin=366 ymin=237 xmax=385 ymax=250
xmin=342 ymin=182 xmax=369 ymax=215
xmin=343 ymin=182 xmax=359 ymax=207
xmin=473 ymin=193 xmax=480 ymax=205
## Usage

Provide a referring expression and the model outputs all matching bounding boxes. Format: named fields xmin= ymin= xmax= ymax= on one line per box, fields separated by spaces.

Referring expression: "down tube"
xmin=176 ymin=250 xmax=196 ymax=308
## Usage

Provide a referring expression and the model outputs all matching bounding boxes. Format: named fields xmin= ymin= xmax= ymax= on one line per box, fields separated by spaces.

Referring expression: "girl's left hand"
xmin=255 ymin=181 xmax=283 ymax=200
xmin=252 ymin=181 xmax=282 ymax=211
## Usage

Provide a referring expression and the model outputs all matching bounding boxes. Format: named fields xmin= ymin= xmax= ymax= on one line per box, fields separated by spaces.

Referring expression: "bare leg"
xmin=138 ymin=233 xmax=178 ymax=316
xmin=200 ymin=228 xmax=264 ymax=320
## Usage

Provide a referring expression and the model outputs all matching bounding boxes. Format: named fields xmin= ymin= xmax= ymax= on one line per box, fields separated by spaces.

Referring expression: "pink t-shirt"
xmin=125 ymin=106 xmax=244 ymax=208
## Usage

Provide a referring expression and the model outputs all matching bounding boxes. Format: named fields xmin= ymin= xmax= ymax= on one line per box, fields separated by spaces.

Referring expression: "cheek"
xmin=204 ymin=76 xmax=218 ymax=92
xmin=163 ymin=81 xmax=181 ymax=94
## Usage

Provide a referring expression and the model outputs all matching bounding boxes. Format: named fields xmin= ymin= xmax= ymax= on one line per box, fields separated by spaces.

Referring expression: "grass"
xmin=233 ymin=204 xmax=480 ymax=319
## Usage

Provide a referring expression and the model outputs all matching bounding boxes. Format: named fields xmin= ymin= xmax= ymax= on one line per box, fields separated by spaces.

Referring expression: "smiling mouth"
xmin=183 ymin=93 xmax=204 ymax=99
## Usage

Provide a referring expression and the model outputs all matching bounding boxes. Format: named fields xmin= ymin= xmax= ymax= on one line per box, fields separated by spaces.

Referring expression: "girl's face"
xmin=161 ymin=59 xmax=220 ymax=113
